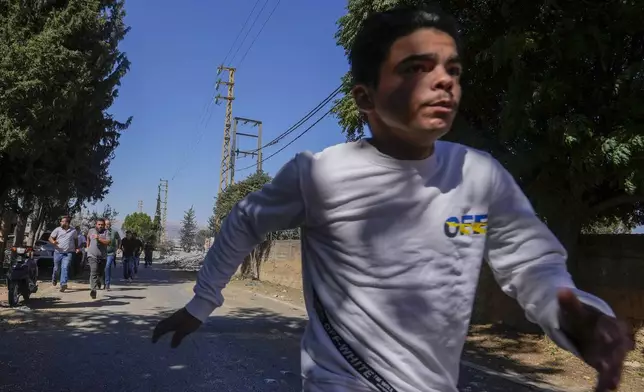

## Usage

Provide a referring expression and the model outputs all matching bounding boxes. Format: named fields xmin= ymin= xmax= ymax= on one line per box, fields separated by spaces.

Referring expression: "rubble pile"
xmin=162 ymin=251 xmax=205 ymax=271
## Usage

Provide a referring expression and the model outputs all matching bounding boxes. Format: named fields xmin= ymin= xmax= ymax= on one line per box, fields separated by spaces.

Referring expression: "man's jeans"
xmin=53 ymin=251 xmax=73 ymax=286
xmin=134 ymin=256 xmax=140 ymax=274
xmin=105 ymin=254 xmax=116 ymax=287
xmin=123 ymin=256 xmax=135 ymax=280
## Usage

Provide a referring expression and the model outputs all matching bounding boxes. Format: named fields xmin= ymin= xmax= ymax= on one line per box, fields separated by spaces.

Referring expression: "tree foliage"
xmin=0 ymin=0 xmax=131 ymax=214
xmin=179 ymin=206 xmax=198 ymax=252
xmin=213 ymin=171 xmax=273 ymax=280
xmin=213 ymin=172 xmax=273 ymax=234
xmin=153 ymin=185 xmax=162 ymax=234
xmin=122 ymin=212 xmax=154 ymax=242
xmin=194 ymin=228 xmax=210 ymax=251
xmin=334 ymin=0 xmax=644 ymax=250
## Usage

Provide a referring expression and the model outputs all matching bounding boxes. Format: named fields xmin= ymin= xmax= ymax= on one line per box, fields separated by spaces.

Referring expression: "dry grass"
xmin=465 ymin=323 xmax=644 ymax=392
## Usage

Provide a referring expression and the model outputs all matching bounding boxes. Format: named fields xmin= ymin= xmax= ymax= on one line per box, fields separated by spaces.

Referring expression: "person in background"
xmin=144 ymin=238 xmax=154 ymax=268
xmin=49 ymin=216 xmax=79 ymax=292
xmin=104 ymin=219 xmax=121 ymax=290
xmin=86 ymin=218 xmax=110 ymax=299
xmin=132 ymin=232 xmax=143 ymax=278
xmin=120 ymin=231 xmax=137 ymax=282
xmin=76 ymin=227 xmax=87 ymax=271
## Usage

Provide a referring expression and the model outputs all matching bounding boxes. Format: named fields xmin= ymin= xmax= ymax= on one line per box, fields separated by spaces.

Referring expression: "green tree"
xmin=122 ymin=212 xmax=154 ymax=241
xmin=153 ymin=184 xmax=162 ymax=234
xmin=179 ymin=206 xmax=198 ymax=252
xmin=213 ymin=171 xmax=273 ymax=279
xmin=333 ymin=0 xmax=644 ymax=255
xmin=194 ymin=228 xmax=211 ymax=251
xmin=582 ymin=217 xmax=632 ymax=235
xmin=0 ymin=0 xmax=131 ymax=214
xmin=206 ymin=215 xmax=216 ymax=237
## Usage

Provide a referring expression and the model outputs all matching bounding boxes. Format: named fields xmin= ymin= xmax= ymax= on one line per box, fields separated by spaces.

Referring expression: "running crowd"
xmin=48 ymin=216 xmax=155 ymax=299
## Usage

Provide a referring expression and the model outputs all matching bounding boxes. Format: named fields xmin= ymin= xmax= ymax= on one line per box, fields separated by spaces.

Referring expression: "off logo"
xmin=444 ymin=214 xmax=488 ymax=238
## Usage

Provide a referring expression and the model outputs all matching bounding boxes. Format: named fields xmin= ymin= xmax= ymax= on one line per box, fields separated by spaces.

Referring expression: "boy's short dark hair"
xmin=350 ymin=3 xmax=462 ymax=88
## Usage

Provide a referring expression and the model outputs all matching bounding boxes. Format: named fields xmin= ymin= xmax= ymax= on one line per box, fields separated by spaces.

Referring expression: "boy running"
xmin=153 ymin=5 xmax=633 ymax=392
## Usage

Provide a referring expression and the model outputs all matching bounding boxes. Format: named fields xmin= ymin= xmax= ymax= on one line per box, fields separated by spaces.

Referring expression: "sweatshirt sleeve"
xmin=483 ymin=158 xmax=615 ymax=356
xmin=185 ymin=154 xmax=308 ymax=322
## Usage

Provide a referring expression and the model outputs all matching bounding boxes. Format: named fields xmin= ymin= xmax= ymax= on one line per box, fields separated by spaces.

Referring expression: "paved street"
xmin=0 ymin=262 xmax=546 ymax=392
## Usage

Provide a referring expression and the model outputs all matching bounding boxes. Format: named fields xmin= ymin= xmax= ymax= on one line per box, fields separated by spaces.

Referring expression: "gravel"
xmin=159 ymin=251 xmax=206 ymax=271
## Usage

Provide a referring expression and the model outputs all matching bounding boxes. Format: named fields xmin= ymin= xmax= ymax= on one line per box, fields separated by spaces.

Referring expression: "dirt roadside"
xmin=235 ymin=278 xmax=644 ymax=392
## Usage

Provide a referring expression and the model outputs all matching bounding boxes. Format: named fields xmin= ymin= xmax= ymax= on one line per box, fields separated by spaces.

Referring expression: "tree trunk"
xmin=0 ymin=210 xmax=16 ymax=264
xmin=12 ymin=195 xmax=35 ymax=246
xmin=13 ymin=213 xmax=28 ymax=247
xmin=26 ymin=203 xmax=44 ymax=246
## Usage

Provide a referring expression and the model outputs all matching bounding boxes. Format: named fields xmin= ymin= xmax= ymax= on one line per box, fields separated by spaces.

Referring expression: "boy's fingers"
xmin=152 ymin=319 xmax=174 ymax=343
xmin=171 ymin=329 xmax=189 ymax=348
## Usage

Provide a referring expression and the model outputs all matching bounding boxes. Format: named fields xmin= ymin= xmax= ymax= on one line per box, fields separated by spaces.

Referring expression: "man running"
xmin=153 ymin=5 xmax=634 ymax=392
xmin=49 ymin=216 xmax=79 ymax=292
xmin=104 ymin=219 xmax=121 ymax=290
xmin=120 ymin=231 xmax=137 ymax=282
xmin=143 ymin=239 xmax=154 ymax=268
xmin=76 ymin=226 xmax=87 ymax=271
xmin=86 ymin=218 xmax=110 ymax=299
xmin=132 ymin=232 xmax=143 ymax=278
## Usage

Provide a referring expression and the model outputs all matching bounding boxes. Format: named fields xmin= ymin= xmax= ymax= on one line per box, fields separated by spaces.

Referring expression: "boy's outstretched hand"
xmin=558 ymin=289 xmax=635 ymax=392
xmin=152 ymin=308 xmax=202 ymax=348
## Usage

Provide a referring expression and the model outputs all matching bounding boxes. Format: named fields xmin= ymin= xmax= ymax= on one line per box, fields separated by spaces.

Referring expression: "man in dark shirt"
xmin=144 ymin=240 xmax=154 ymax=268
xmin=120 ymin=231 xmax=138 ymax=283
xmin=132 ymin=232 xmax=144 ymax=278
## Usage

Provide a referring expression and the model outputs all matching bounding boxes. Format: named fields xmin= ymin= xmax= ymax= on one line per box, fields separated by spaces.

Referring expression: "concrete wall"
xmin=260 ymin=235 xmax=644 ymax=328
xmin=574 ymin=235 xmax=644 ymax=321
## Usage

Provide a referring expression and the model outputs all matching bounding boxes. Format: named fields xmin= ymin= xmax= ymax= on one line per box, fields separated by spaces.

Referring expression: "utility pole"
xmin=215 ymin=65 xmax=236 ymax=196
xmin=137 ymin=200 xmax=143 ymax=213
xmin=231 ymin=117 xmax=263 ymax=181
xmin=159 ymin=179 xmax=169 ymax=243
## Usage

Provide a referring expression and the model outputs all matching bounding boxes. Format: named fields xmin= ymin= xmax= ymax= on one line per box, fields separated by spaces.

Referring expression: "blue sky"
xmin=97 ymin=0 xmax=349 ymax=226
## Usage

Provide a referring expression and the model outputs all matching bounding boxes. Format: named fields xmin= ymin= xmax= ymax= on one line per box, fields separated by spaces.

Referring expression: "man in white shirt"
xmin=49 ymin=216 xmax=79 ymax=292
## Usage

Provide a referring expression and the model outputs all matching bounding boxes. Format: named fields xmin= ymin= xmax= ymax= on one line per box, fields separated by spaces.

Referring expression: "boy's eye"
xmin=405 ymin=63 xmax=429 ymax=73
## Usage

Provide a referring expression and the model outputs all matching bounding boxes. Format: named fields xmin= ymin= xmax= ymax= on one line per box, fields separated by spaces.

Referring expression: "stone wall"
xmin=260 ymin=240 xmax=302 ymax=290
xmin=260 ymin=235 xmax=644 ymax=328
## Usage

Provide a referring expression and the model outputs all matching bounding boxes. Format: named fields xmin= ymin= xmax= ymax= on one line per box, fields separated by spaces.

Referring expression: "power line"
xmin=170 ymin=0 xmax=268 ymax=181
xmin=229 ymin=0 xmax=271 ymax=65
xmin=221 ymin=0 xmax=263 ymax=67
xmin=237 ymin=0 xmax=282 ymax=69
xmin=236 ymin=105 xmax=336 ymax=172
xmin=246 ymin=85 xmax=342 ymax=155
xmin=196 ymin=0 xmax=264 ymax=128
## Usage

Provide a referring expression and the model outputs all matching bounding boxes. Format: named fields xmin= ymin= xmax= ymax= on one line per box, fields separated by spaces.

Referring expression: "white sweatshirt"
xmin=186 ymin=139 xmax=614 ymax=392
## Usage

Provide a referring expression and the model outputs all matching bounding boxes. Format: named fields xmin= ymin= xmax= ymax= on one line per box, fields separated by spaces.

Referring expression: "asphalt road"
xmin=0 ymin=262 xmax=546 ymax=392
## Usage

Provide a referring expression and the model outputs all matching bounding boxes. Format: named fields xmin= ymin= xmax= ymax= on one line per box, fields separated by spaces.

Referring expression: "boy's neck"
xmin=368 ymin=136 xmax=435 ymax=161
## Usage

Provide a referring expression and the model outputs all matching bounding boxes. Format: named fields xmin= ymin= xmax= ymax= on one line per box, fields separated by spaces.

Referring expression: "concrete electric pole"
xmin=231 ymin=117 xmax=263 ymax=180
xmin=159 ymin=179 xmax=169 ymax=243
xmin=215 ymin=65 xmax=236 ymax=196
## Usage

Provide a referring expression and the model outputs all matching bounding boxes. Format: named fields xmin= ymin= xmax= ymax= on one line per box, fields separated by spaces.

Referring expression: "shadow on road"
xmin=36 ymin=261 xmax=199 ymax=288
xmin=0 ymin=303 xmax=304 ymax=391
xmin=25 ymin=296 xmax=131 ymax=310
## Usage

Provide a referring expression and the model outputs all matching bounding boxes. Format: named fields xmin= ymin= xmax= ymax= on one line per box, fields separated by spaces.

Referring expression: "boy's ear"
xmin=351 ymin=85 xmax=375 ymax=113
